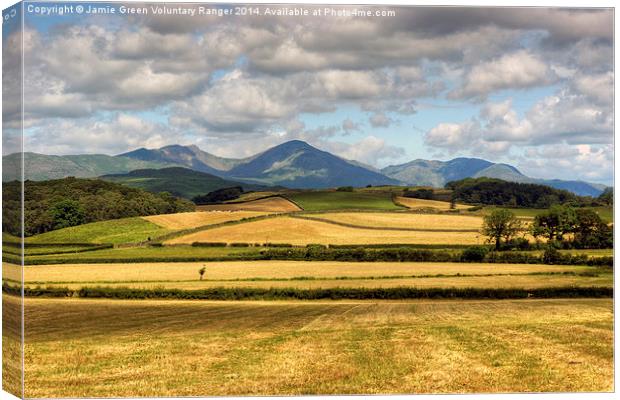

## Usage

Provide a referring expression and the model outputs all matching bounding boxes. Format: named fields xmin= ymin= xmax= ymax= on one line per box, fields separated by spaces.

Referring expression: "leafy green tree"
xmin=531 ymin=205 xmax=576 ymax=241
xmin=573 ymin=209 xmax=612 ymax=249
xmin=49 ymin=199 xmax=85 ymax=230
xmin=482 ymin=209 xmax=523 ymax=250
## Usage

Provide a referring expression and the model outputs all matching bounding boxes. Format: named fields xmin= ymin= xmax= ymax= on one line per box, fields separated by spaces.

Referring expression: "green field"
xmin=20 ymin=245 xmax=260 ymax=264
xmin=11 ymin=296 xmax=612 ymax=397
xmin=25 ymin=217 xmax=170 ymax=245
xmin=285 ymin=190 xmax=404 ymax=211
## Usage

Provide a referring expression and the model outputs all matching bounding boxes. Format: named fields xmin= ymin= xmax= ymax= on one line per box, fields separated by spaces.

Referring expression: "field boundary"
xmin=4 ymin=283 xmax=612 ymax=300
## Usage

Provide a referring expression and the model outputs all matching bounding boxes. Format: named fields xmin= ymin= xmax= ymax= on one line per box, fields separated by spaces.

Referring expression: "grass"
xmin=13 ymin=260 xmax=599 ymax=285
xmin=304 ymin=212 xmax=482 ymax=231
xmin=285 ymin=191 xmax=403 ymax=211
xmin=143 ymin=211 xmax=269 ymax=230
xmin=20 ymin=245 xmax=261 ymax=265
xmin=165 ymin=216 xmax=484 ymax=246
xmin=394 ymin=196 xmax=469 ymax=210
xmin=26 ymin=217 xmax=170 ymax=245
xmin=29 ymin=274 xmax=611 ymax=291
xmin=13 ymin=296 xmax=612 ymax=396
xmin=196 ymin=196 xmax=301 ymax=212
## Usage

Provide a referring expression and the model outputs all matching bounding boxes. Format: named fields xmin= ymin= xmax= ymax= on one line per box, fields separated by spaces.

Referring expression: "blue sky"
xmin=3 ymin=3 xmax=613 ymax=184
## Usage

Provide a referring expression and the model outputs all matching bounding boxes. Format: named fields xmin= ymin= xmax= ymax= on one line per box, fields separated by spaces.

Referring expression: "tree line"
xmin=482 ymin=205 xmax=612 ymax=250
xmin=2 ymin=177 xmax=195 ymax=237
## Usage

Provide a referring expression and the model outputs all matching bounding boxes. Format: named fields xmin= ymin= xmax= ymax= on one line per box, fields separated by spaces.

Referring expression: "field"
xmin=143 ymin=211 xmax=269 ymax=229
xmin=286 ymin=191 xmax=403 ymax=211
xmin=26 ymin=218 xmax=170 ymax=245
xmin=304 ymin=212 xmax=482 ymax=231
xmin=196 ymin=196 xmax=301 ymax=212
xmin=11 ymin=295 xmax=612 ymax=397
xmin=395 ymin=196 xmax=470 ymax=210
xmin=6 ymin=183 xmax=614 ymax=396
xmin=165 ymin=216 xmax=484 ymax=246
xmin=11 ymin=260 xmax=604 ymax=286
xmin=19 ymin=245 xmax=260 ymax=265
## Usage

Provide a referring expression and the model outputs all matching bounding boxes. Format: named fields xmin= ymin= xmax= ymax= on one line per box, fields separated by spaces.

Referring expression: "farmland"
xmin=11 ymin=295 xmax=612 ymax=397
xmin=303 ymin=212 xmax=482 ymax=230
xmin=285 ymin=190 xmax=403 ymax=211
xmin=25 ymin=217 xmax=170 ymax=245
xmin=143 ymin=210 xmax=269 ymax=229
xmin=164 ymin=216 xmax=484 ymax=246
xmin=5 ymin=185 xmax=614 ymax=396
xmin=196 ymin=196 xmax=301 ymax=212
xmin=395 ymin=196 xmax=469 ymax=210
xmin=8 ymin=260 xmax=609 ymax=287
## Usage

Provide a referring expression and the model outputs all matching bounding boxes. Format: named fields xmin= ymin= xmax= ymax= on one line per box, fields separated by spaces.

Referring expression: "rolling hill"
xmin=382 ymin=158 xmax=607 ymax=197
xmin=100 ymin=167 xmax=265 ymax=199
xmin=2 ymin=152 xmax=177 ymax=182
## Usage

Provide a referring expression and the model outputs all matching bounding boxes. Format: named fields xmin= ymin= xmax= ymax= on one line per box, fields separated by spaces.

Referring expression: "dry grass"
xmin=2 ymin=262 xmax=22 ymax=282
xmin=395 ymin=197 xmax=470 ymax=210
xmin=196 ymin=197 xmax=301 ymax=212
xmin=3 ymin=295 xmax=22 ymax=398
xmin=143 ymin=211 xmax=268 ymax=230
xmin=309 ymin=212 xmax=483 ymax=230
xmin=17 ymin=296 xmax=613 ymax=397
xmin=165 ymin=216 xmax=483 ymax=245
xmin=19 ymin=261 xmax=594 ymax=284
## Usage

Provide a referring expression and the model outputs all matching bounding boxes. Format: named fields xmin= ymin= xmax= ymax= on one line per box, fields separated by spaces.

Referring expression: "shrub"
xmin=542 ymin=246 xmax=562 ymax=264
xmin=460 ymin=246 xmax=489 ymax=262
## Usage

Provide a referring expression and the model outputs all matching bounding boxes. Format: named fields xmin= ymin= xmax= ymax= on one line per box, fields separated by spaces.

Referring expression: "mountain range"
xmin=2 ymin=140 xmax=608 ymax=196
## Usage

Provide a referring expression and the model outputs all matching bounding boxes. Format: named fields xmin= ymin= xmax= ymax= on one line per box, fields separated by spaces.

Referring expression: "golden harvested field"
xmin=165 ymin=216 xmax=483 ymax=245
xmin=16 ymin=296 xmax=613 ymax=397
xmin=143 ymin=211 xmax=268 ymax=229
xmin=196 ymin=196 xmax=301 ymax=212
xmin=17 ymin=261 xmax=595 ymax=284
xmin=2 ymin=262 xmax=21 ymax=282
xmin=308 ymin=212 xmax=483 ymax=230
xmin=395 ymin=197 xmax=470 ymax=210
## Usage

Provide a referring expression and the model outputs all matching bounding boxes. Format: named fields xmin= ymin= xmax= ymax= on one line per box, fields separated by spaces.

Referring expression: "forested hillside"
xmin=446 ymin=177 xmax=577 ymax=207
xmin=2 ymin=177 xmax=195 ymax=237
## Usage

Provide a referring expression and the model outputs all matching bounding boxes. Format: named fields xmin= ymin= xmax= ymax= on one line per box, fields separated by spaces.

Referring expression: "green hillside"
xmin=2 ymin=177 xmax=194 ymax=237
xmin=26 ymin=217 xmax=169 ymax=245
xmin=101 ymin=167 xmax=265 ymax=199
xmin=286 ymin=190 xmax=404 ymax=211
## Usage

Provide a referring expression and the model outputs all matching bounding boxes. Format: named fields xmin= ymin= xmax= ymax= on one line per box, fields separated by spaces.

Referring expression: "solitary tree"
xmin=482 ymin=209 xmax=523 ymax=250
xmin=198 ymin=266 xmax=206 ymax=280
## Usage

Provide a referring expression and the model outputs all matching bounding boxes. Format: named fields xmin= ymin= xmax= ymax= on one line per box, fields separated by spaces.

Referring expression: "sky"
xmin=2 ymin=3 xmax=614 ymax=184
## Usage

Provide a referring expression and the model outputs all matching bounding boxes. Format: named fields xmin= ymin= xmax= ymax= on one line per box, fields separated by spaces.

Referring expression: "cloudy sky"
xmin=2 ymin=3 xmax=614 ymax=184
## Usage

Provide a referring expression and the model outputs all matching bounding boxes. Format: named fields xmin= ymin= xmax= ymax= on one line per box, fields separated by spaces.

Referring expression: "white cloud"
xmin=451 ymin=50 xmax=555 ymax=99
